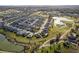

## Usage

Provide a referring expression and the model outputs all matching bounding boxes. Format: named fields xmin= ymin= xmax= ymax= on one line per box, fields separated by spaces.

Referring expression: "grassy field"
xmin=0 ymin=36 xmax=23 ymax=52
xmin=37 ymin=17 xmax=79 ymax=53
xmin=37 ymin=41 xmax=79 ymax=53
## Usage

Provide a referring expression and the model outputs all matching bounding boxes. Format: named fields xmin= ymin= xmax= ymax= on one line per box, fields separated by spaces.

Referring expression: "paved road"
xmin=30 ymin=11 xmax=49 ymax=35
xmin=7 ymin=17 xmax=26 ymax=25
xmin=39 ymin=27 xmax=73 ymax=49
xmin=39 ymin=37 xmax=56 ymax=49
xmin=34 ymin=18 xmax=48 ymax=34
xmin=30 ymin=19 xmax=39 ymax=26
xmin=39 ymin=22 xmax=74 ymax=49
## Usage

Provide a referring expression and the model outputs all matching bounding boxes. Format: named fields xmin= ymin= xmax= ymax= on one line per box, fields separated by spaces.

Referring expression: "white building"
xmin=53 ymin=17 xmax=73 ymax=26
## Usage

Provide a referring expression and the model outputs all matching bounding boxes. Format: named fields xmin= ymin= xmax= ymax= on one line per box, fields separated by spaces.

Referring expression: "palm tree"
xmin=23 ymin=46 xmax=27 ymax=53
xmin=52 ymin=18 xmax=54 ymax=28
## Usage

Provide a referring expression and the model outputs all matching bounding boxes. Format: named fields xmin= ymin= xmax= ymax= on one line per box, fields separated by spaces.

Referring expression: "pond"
xmin=0 ymin=34 xmax=6 ymax=40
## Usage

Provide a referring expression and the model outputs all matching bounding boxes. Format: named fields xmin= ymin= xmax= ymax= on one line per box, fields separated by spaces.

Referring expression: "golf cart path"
xmin=39 ymin=27 xmax=73 ymax=49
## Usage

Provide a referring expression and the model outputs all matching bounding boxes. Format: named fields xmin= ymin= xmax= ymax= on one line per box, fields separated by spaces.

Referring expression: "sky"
xmin=0 ymin=0 xmax=79 ymax=5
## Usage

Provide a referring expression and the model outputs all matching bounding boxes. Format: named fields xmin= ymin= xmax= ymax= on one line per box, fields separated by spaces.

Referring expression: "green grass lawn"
xmin=37 ymin=41 xmax=79 ymax=53
xmin=37 ymin=17 xmax=79 ymax=53
xmin=0 ymin=37 xmax=23 ymax=52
